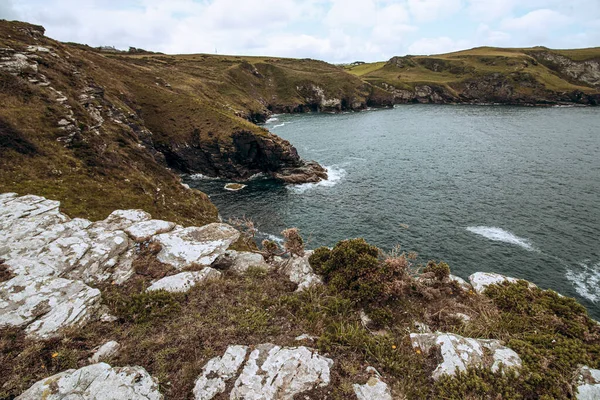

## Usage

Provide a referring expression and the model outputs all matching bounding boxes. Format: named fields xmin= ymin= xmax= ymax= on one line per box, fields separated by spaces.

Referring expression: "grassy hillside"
xmin=346 ymin=46 xmax=600 ymax=105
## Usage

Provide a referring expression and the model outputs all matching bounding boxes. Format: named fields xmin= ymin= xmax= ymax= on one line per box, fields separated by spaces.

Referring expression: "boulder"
xmin=410 ymin=332 xmax=522 ymax=380
xmin=147 ymin=268 xmax=221 ymax=293
xmin=278 ymin=251 xmax=322 ymax=291
xmin=354 ymin=376 xmax=392 ymax=400
xmin=0 ymin=274 xmax=101 ymax=339
xmin=212 ymin=250 xmax=271 ymax=274
xmin=576 ymin=366 xmax=600 ymax=400
xmin=193 ymin=344 xmax=333 ymax=400
xmin=194 ymin=345 xmax=249 ymax=400
xmin=89 ymin=340 xmax=121 ymax=363
xmin=469 ymin=272 xmax=536 ymax=294
xmin=153 ymin=224 xmax=240 ymax=269
xmin=16 ymin=363 xmax=162 ymax=400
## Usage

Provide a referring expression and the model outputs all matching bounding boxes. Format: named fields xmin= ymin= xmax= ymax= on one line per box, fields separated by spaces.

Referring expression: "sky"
xmin=1 ymin=0 xmax=599 ymax=63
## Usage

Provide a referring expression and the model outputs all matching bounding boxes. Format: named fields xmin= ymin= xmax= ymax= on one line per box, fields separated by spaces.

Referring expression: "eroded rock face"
xmin=16 ymin=363 xmax=162 ymax=400
xmin=0 ymin=193 xmax=238 ymax=338
xmin=147 ymin=268 xmax=221 ymax=293
xmin=410 ymin=332 xmax=522 ymax=380
xmin=278 ymin=251 xmax=322 ymax=291
xmin=576 ymin=366 xmax=600 ymax=400
xmin=153 ymin=224 xmax=240 ymax=269
xmin=193 ymin=344 xmax=333 ymax=400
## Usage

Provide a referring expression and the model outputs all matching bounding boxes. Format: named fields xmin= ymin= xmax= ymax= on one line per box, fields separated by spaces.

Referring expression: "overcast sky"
xmin=1 ymin=0 xmax=599 ymax=62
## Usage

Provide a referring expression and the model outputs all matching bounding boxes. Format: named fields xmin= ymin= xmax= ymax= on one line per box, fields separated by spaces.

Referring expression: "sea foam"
xmin=566 ymin=261 xmax=600 ymax=303
xmin=288 ymin=166 xmax=346 ymax=194
xmin=466 ymin=226 xmax=535 ymax=251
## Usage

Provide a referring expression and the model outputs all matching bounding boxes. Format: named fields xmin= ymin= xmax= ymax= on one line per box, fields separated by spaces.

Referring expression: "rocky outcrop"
xmin=193 ymin=344 xmax=333 ymax=400
xmin=576 ymin=366 xmax=600 ymax=400
xmin=211 ymin=250 xmax=272 ymax=274
xmin=153 ymin=224 xmax=240 ymax=269
xmin=146 ymin=268 xmax=221 ymax=293
xmin=353 ymin=368 xmax=393 ymax=400
xmin=16 ymin=363 xmax=162 ymax=400
xmin=0 ymin=193 xmax=239 ymax=338
xmin=278 ymin=251 xmax=323 ymax=291
xmin=530 ymin=51 xmax=600 ymax=88
xmin=410 ymin=332 xmax=522 ymax=380
xmin=469 ymin=272 xmax=536 ymax=294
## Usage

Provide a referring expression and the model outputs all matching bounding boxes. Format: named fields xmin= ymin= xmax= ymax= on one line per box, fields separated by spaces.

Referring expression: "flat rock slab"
xmin=0 ymin=274 xmax=101 ymax=339
xmin=193 ymin=344 xmax=333 ymax=400
xmin=576 ymin=366 xmax=600 ymax=400
xmin=212 ymin=250 xmax=271 ymax=274
xmin=410 ymin=332 xmax=522 ymax=380
xmin=153 ymin=223 xmax=240 ymax=269
xmin=278 ymin=251 xmax=322 ymax=291
xmin=125 ymin=219 xmax=176 ymax=242
xmin=147 ymin=268 xmax=222 ymax=293
xmin=16 ymin=362 xmax=162 ymax=400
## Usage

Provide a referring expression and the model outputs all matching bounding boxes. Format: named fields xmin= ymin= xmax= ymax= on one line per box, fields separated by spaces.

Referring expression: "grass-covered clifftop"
xmin=345 ymin=46 xmax=600 ymax=105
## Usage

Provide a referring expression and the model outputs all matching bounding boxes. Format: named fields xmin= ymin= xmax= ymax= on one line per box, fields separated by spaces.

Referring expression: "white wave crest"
xmin=188 ymin=173 xmax=218 ymax=181
xmin=272 ymin=123 xmax=286 ymax=128
xmin=288 ymin=166 xmax=346 ymax=194
xmin=466 ymin=226 xmax=535 ymax=251
xmin=566 ymin=261 xmax=600 ymax=303
xmin=266 ymin=117 xmax=279 ymax=123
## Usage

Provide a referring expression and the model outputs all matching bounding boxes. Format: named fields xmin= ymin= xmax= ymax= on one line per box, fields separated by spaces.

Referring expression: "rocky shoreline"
xmin=1 ymin=193 xmax=599 ymax=399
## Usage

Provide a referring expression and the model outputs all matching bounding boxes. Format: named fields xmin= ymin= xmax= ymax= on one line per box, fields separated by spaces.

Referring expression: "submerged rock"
xmin=153 ymin=223 xmax=240 ymax=269
xmin=410 ymin=332 xmax=522 ymax=380
xmin=193 ymin=344 xmax=333 ymax=400
xmin=576 ymin=366 xmax=600 ymax=400
xmin=16 ymin=363 xmax=162 ymax=400
xmin=273 ymin=161 xmax=328 ymax=184
xmin=147 ymin=268 xmax=221 ymax=293
xmin=224 ymin=183 xmax=247 ymax=191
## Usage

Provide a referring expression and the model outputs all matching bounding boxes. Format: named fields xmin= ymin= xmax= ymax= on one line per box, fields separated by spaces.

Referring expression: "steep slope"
xmin=347 ymin=46 xmax=600 ymax=105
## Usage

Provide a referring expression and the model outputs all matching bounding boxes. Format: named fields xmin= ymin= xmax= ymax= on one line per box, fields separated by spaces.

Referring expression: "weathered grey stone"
xmin=354 ymin=375 xmax=392 ymax=400
xmin=576 ymin=366 xmax=600 ymax=400
xmin=469 ymin=272 xmax=536 ymax=294
xmin=449 ymin=274 xmax=472 ymax=291
xmin=147 ymin=268 xmax=221 ymax=293
xmin=410 ymin=332 xmax=521 ymax=380
xmin=16 ymin=363 xmax=162 ymax=400
xmin=89 ymin=340 xmax=121 ymax=363
xmin=279 ymin=251 xmax=322 ymax=291
xmin=230 ymin=344 xmax=333 ymax=400
xmin=193 ymin=345 xmax=249 ymax=400
xmin=213 ymin=250 xmax=271 ymax=274
xmin=125 ymin=219 xmax=176 ymax=242
xmin=0 ymin=274 xmax=101 ymax=339
xmin=153 ymin=223 xmax=240 ymax=269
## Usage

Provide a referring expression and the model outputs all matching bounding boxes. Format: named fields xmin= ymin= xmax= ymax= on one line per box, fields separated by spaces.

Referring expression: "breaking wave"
xmin=288 ymin=166 xmax=346 ymax=194
xmin=265 ymin=116 xmax=279 ymax=123
xmin=466 ymin=226 xmax=535 ymax=251
xmin=566 ymin=261 xmax=600 ymax=303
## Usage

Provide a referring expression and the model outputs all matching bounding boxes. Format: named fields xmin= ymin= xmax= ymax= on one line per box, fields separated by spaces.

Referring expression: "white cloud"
xmin=500 ymin=9 xmax=572 ymax=43
xmin=408 ymin=36 xmax=472 ymax=55
xmin=407 ymin=0 xmax=463 ymax=22
xmin=467 ymin=0 xmax=519 ymax=22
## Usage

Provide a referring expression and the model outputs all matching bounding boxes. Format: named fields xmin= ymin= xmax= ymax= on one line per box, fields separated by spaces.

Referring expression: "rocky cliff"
xmin=348 ymin=47 xmax=600 ymax=106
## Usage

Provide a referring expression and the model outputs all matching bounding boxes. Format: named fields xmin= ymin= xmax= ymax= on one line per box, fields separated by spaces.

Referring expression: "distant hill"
xmin=345 ymin=46 xmax=600 ymax=105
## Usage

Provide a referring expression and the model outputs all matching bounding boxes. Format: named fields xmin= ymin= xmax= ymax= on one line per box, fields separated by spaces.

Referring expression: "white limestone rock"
xmin=213 ymin=250 xmax=271 ymax=274
xmin=153 ymin=223 xmax=240 ymax=269
xmin=410 ymin=332 xmax=522 ymax=380
xmin=0 ymin=274 xmax=101 ymax=339
xmin=469 ymin=272 xmax=536 ymax=294
xmin=576 ymin=366 xmax=600 ymax=400
xmin=16 ymin=363 xmax=162 ymax=400
xmin=230 ymin=344 xmax=333 ymax=400
xmin=193 ymin=345 xmax=249 ymax=400
xmin=89 ymin=340 xmax=121 ymax=363
xmin=354 ymin=376 xmax=393 ymax=400
xmin=147 ymin=268 xmax=221 ymax=293
xmin=125 ymin=219 xmax=176 ymax=242
xmin=279 ymin=251 xmax=322 ymax=291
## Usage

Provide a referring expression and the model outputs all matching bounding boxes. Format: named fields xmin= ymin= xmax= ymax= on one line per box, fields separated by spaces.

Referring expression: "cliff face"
xmin=349 ymin=47 xmax=600 ymax=106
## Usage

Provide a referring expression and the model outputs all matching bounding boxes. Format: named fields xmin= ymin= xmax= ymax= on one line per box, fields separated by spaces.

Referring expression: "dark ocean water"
xmin=185 ymin=105 xmax=600 ymax=319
